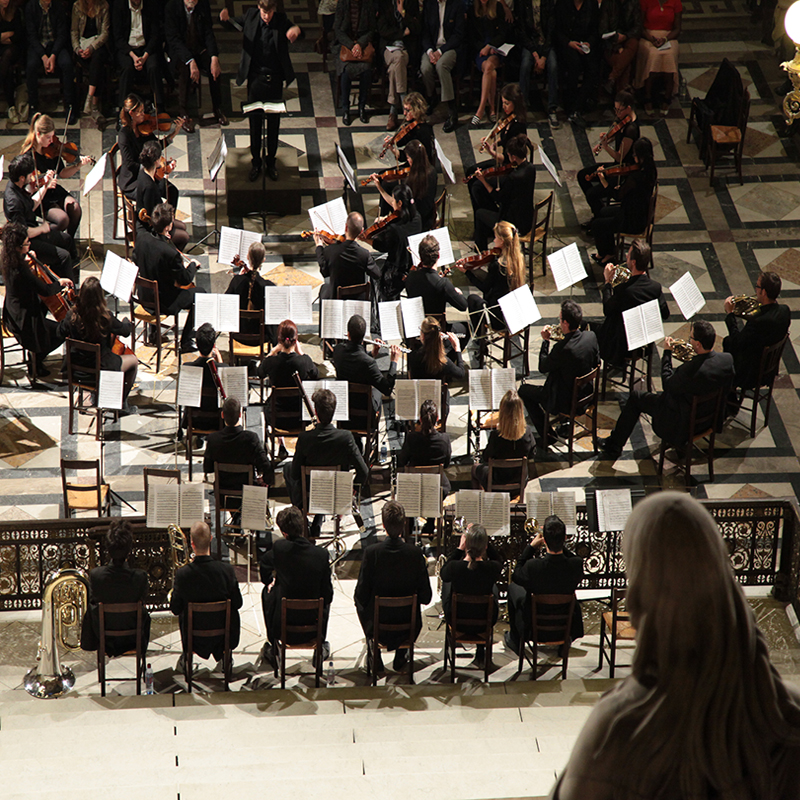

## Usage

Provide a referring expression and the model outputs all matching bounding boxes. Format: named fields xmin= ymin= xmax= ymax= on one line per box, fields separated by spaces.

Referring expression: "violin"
xmin=229 ymin=254 xmax=249 ymax=274
xmin=154 ymin=156 xmax=176 ymax=182
xmin=407 ymin=262 xmax=452 ymax=279
xmin=360 ymin=165 xmax=410 ymax=186
xmin=379 ymin=119 xmax=420 ymax=159
xmin=479 ymin=114 xmax=515 ymax=153
xmin=300 ymin=229 xmax=346 ymax=245
xmin=593 ymin=113 xmax=632 ymax=155
xmin=136 ymin=113 xmax=186 ymax=137
xmin=584 ymin=163 xmax=640 ymax=181
xmin=453 ymin=246 xmax=502 ymax=271
xmin=462 ymin=163 xmax=513 ymax=184
xmin=26 ymin=253 xmax=75 ymax=322
xmin=358 ymin=211 xmax=399 ymax=242
xmin=41 ymin=136 xmax=95 ymax=166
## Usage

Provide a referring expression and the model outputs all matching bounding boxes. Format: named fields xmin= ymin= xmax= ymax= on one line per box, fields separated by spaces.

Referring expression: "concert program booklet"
xmin=218 ymin=366 xmax=249 ymax=407
xmin=265 ymin=286 xmax=313 ymax=324
xmin=378 ymin=296 xmax=425 ymax=340
xmin=100 ymin=250 xmax=139 ymax=303
xmin=547 ymin=242 xmax=586 ymax=291
xmin=498 ymin=284 xmax=541 ymax=334
xmin=98 ymin=370 xmax=124 ymax=410
xmin=407 ymin=227 xmax=455 ymax=267
xmin=309 ymin=197 xmax=348 ymax=235
xmin=308 ymin=470 xmax=354 ymax=516
xmin=622 ymin=298 xmax=664 ymax=351
xmin=396 ymin=472 xmax=442 ymax=518
xmin=454 ymin=490 xmax=511 ymax=536
xmin=176 ymin=365 xmax=205 ymax=408
xmin=524 ymin=490 xmax=577 ymax=534
xmin=670 ymin=272 xmax=706 ymax=320
xmin=469 ymin=368 xmax=516 ymax=410
xmin=241 ymin=484 xmax=269 ymax=532
xmin=147 ymin=483 xmax=205 ymax=529
xmin=218 ymin=226 xmax=263 ymax=267
xmin=321 ymin=299 xmax=371 ymax=340
xmin=595 ymin=488 xmax=632 ymax=532
xmin=301 ymin=380 xmax=349 ymax=421
xmin=394 ymin=379 xmax=441 ymax=420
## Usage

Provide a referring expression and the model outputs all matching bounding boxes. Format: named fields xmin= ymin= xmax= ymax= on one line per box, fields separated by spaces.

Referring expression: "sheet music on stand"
xmin=378 ymin=296 xmax=425 ymax=340
xmin=308 ymin=470 xmax=354 ymax=515
xmin=594 ymin=488 xmax=633 ymax=533
xmin=98 ymin=370 xmax=124 ymax=410
xmin=218 ymin=226 xmax=263 ymax=267
xmin=301 ymin=380 xmax=349 ymax=421
xmin=81 ymin=151 xmax=108 ymax=197
xmin=207 ymin=133 xmax=227 ymax=182
xmin=0 ymin=154 xmax=4 ymax=179
xmin=309 ymin=197 xmax=348 ymax=235
xmin=547 ymin=242 xmax=586 ymax=291
xmin=670 ymin=272 xmax=706 ymax=320
xmin=242 ymin=100 xmax=286 ymax=114
xmin=407 ymin=227 xmax=455 ymax=267
xmin=100 ymin=250 xmax=138 ymax=303
xmin=147 ymin=483 xmax=205 ymax=529
xmin=538 ymin=146 xmax=562 ymax=187
xmin=396 ymin=472 xmax=442 ymax=518
xmin=241 ymin=484 xmax=269 ymax=531
xmin=195 ymin=293 xmax=240 ymax=333
xmin=177 ymin=365 xmax=204 ymax=408
xmin=468 ymin=368 xmax=516 ymax=410
xmin=321 ymin=298 xmax=371 ymax=340
xmin=498 ymin=284 xmax=541 ymax=334
xmin=265 ymin=286 xmax=313 ymax=324
xmin=434 ymin=139 xmax=456 ymax=184
xmin=524 ymin=490 xmax=577 ymax=534
xmin=394 ymin=379 xmax=441 ymax=420
xmin=335 ymin=143 xmax=358 ymax=193
xmin=623 ymin=298 xmax=664 ymax=351
xmin=218 ymin=366 xmax=249 ymax=406
xmin=454 ymin=490 xmax=511 ymax=536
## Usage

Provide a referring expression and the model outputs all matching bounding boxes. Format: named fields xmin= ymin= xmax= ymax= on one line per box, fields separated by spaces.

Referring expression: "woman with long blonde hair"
xmin=552 ymin=492 xmax=800 ymax=800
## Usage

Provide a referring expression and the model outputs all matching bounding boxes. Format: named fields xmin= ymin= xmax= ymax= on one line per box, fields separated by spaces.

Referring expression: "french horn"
xmin=670 ymin=338 xmax=697 ymax=363
xmin=543 ymin=324 xmax=564 ymax=341
xmin=730 ymin=294 xmax=760 ymax=318
xmin=611 ymin=265 xmax=631 ymax=287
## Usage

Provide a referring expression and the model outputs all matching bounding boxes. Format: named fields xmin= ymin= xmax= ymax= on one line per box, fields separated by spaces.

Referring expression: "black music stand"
xmin=241 ymin=100 xmax=285 ymax=233
xmin=190 ymin=132 xmax=226 ymax=253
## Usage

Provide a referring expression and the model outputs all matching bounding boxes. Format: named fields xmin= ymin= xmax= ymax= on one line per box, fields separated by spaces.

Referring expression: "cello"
xmin=26 ymin=253 xmax=75 ymax=322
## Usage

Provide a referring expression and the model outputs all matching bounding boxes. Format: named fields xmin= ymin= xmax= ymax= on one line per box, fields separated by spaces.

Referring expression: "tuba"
xmin=670 ymin=338 xmax=697 ymax=363
xmin=24 ymin=566 xmax=90 ymax=699
xmin=730 ymin=295 xmax=760 ymax=318
xmin=611 ymin=265 xmax=631 ymax=287
xmin=543 ymin=324 xmax=564 ymax=341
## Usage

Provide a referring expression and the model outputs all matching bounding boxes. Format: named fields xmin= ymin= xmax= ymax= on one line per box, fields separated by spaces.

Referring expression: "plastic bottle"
xmin=326 ymin=660 xmax=335 ymax=686
xmin=380 ymin=443 xmax=388 ymax=463
xmin=145 ymin=663 xmax=154 ymax=695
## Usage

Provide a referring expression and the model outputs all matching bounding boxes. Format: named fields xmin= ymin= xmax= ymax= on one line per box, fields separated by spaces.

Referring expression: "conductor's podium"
xmin=225 ymin=147 xmax=301 ymax=217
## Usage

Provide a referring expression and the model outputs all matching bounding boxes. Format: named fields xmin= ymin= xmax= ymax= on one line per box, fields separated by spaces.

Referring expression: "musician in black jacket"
xmin=354 ymin=500 xmax=433 ymax=672
xmin=600 ymin=320 xmax=735 ymax=460
xmin=595 ymin=238 xmax=669 ymax=368
xmin=220 ymin=0 xmax=301 ymax=182
xmin=519 ymin=299 xmax=599 ymax=445
xmin=315 ymin=212 xmax=381 ymax=301
xmin=225 ymin=241 xmax=277 ymax=348
xmin=723 ymin=271 xmax=791 ymax=391
xmin=113 ymin=0 xmax=165 ymax=109
xmin=396 ymin=399 xmax=452 ymax=495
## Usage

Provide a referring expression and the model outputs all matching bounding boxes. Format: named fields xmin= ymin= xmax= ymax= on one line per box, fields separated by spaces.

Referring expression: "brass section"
xmin=543 ymin=324 xmax=564 ymax=341
xmin=670 ymin=338 xmax=697 ymax=363
xmin=731 ymin=294 xmax=761 ymax=318
xmin=611 ymin=265 xmax=631 ymax=287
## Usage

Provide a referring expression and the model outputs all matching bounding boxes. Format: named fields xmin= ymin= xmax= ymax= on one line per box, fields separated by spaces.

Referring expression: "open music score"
xmin=147 ymin=483 xmax=205 ymax=529
xmin=218 ymin=226 xmax=263 ymax=267
xmin=454 ymin=490 xmax=511 ymax=536
xmin=301 ymin=380 xmax=349 ymax=421
xmin=176 ymin=365 xmax=205 ymax=408
xmin=378 ymin=296 xmax=425 ymax=341
xmin=309 ymin=197 xmax=348 ymax=236
xmin=595 ymin=488 xmax=632 ymax=532
xmin=394 ymin=379 xmax=441 ymax=420
xmin=670 ymin=272 xmax=706 ymax=320
xmin=321 ymin=299 xmax=371 ymax=340
xmin=101 ymin=250 xmax=138 ymax=303
xmin=407 ymin=227 xmax=455 ymax=267
xmin=396 ymin=472 xmax=441 ymax=519
xmin=264 ymin=286 xmax=313 ymax=324
xmin=98 ymin=370 xmax=124 ymax=410
xmin=195 ymin=293 xmax=240 ymax=333
xmin=218 ymin=366 xmax=249 ymax=406
xmin=547 ymin=243 xmax=586 ymax=291
xmin=469 ymin=368 xmax=516 ymax=411
xmin=241 ymin=484 xmax=269 ymax=531
xmin=498 ymin=284 xmax=541 ymax=334
xmin=434 ymin=139 xmax=456 ymax=185
xmin=308 ymin=470 xmax=354 ymax=516
xmin=524 ymin=490 xmax=577 ymax=534
xmin=622 ymin=298 xmax=664 ymax=351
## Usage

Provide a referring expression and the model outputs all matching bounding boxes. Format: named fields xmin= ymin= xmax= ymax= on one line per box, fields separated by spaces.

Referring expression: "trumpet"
xmin=670 ymin=338 xmax=697 ymax=363
xmin=452 ymin=516 xmax=467 ymax=535
xmin=730 ymin=294 xmax=760 ymax=318
xmin=524 ymin=516 xmax=539 ymax=536
xmin=543 ymin=324 xmax=564 ymax=341
xmin=611 ymin=265 xmax=631 ymax=287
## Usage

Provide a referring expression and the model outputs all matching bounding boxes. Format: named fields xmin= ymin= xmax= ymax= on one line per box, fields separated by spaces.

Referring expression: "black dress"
xmin=30 ymin=148 xmax=72 ymax=212
xmin=258 ymin=350 xmax=319 ymax=424
xmin=57 ymin=312 xmax=132 ymax=371
xmin=372 ymin=210 xmax=422 ymax=301
xmin=407 ymin=343 xmax=465 ymax=420
xmin=474 ymin=427 xmax=535 ymax=488
xmin=224 ymin=270 xmax=277 ymax=346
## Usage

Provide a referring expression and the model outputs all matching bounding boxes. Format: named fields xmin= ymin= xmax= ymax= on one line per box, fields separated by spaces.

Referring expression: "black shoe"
xmin=266 ymin=164 xmax=279 ymax=181
xmin=504 ymin=630 xmax=520 ymax=655
xmin=309 ymin=514 xmax=323 ymax=538
xmin=443 ymin=115 xmax=457 ymax=133
xmin=359 ymin=107 xmax=369 ymax=124
xmin=579 ymin=220 xmax=593 ymax=232
xmin=342 ymin=108 xmax=352 ymax=126
xmin=598 ymin=437 xmax=622 ymax=460
xmin=35 ymin=360 xmax=50 ymax=378
xmin=368 ymin=643 xmax=385 ymax=672
xmin=569 ymin=111 xmax=587 ymax=129
xmin=248 ymin=164 xmax=261 ymax=182
xmin=392 ymin=648 xmax=408 ymax=671
xmin=180 ymin=341 xmax=198 ymax=354
xmin=259 ymin=642 xmax=277 ymax=670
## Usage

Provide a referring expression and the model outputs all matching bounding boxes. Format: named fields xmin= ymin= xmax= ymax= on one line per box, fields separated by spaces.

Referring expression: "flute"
xmin=364 ymin=337 xmax=412 ymax=354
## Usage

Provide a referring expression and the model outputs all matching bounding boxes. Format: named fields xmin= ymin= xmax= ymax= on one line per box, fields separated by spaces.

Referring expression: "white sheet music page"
xmin=179 ymin=484 xmax=206 ymax=529
xmin=177 ymin=365 xmax=204 ymax=408
xmin=289 ymin=286 xmax=313 ymax=324
xmin=469 ymin=370 xmax=494 ymax=411
xmin=98 ymin=370 xmax=124 ymax=410
xmin=265 ymin=286 xmax=291 ymax=324
xmin=418 ymin=379 xmax=441 ymax=411
xmin=100 ymin=251 xmax=138 ymax=303
xmin=547 ymin=242 xmax=585 ymax=291
xmin=595 ymin=488 xmax=632 ymax=532
xmin=240 ymin=229 xmax=263 ymax=257
xmin=218 ymin=366 xmax=249 ymax=407
xmin=491 ymin=368 xmax=517 ymax=407
xmin=524 ymin=491 xmax=554 ymax=525
xmin=434 ymin=139 xmax=456 ymax=184
xmin=400 ymin=296 xmax=425 ymax=338
xmin=335 ymin=143 xmax=358 ymax=192
xmin=420 ymin=472 xmax=442 ymax=519
xmin=320 ymin=299 xmax=345 ymax=340
xmin=622 ymin=304 xmax=647 ymax=351
xmin=481 ymin=491 xmax=511 ymax=536
xmin=241 ymin=484 xmax=269 ymax=531
xmin=309 ymin=198 xmax=347 ymax=235
xmin=551 ymin=490 xmax=578 ymax=532
xmin=82 ymin=152 xmax=107 ymax=196
xmin=454 ymin=490 xmax=482 ymax=525
xmin=207 ymin=133 xmax=227 ymax=182
xmin=147 ymin=484 xmax=179 ymax=528
xmin=499 ymin=284 xmax=541 ymax=334
xmin=333 ymin=471 xmax=355 ymax=516
xmin=343 ymin=299 xmax=371 ymax=331
xmin=670 ymin=272 xmax=706 ymax=320
xmin=396 ymin=472 xmax=422 ymax=517
xmin=394 ymin=380 xmax=419 ymax=420
xmin=218 ymin=226 xmax=244 ymax=266
xmin=538 ymin=146 xmax=562 ymax=187
xmin=308 ymin=470 xmax=335 ymax=515
xmin=407 ymin=227 xmax=455 ymax=267
xmin=195 ymin=293 xmax=239 ymax=332
xmin=301 ymin=380 xmax=349 ymax=421
xmin=378 ymin=301 xmax=404 ymax=342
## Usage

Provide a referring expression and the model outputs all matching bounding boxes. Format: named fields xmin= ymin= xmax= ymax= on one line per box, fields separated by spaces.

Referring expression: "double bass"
xmin=26 ymin=254 xmax=74 ymax=322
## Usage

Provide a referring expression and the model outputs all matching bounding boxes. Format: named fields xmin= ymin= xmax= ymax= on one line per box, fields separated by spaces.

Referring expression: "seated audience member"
xmin=634 ymin=0 xmax=681 ymax=115
xmin=515 ymin=0 xmax=560 ymax=126
xmin=71 ymin=0 xmax=111 ymax=125
xmin=505 ymin=514 xmax=583 ymax=655
xmin=467 ymin=0 xmax=513 ymax=127
xmin=550 ymin=492 xmax=800 ymax=799
xmin=169 ymin=521 xmax=243 ymax=672
xmin=723 ymin=270 xmax=791 ymax=392
xmin=472 ymin=389 xmax=535 ymax=489
xmin=334 ymin=0 xmax=375 ymax=126
xmin=599 ymin=320 xmax=735 ymax=460
xmin=354 ymin=500 xmax=433 ymax=672
xmin=80 ymin=519 xmax=151 ymax=656
xmin=0 ymin=0 xmax=23 ymax=125
xmin=519 ymin=300 xmax=599 ymax=445
xmin=377 ymin=0 xmax=420 ymax=131
xmin=598 ymin=0 xmax=640 ymax=97
xmin=259 ymin=505 xmax=334 ymax=667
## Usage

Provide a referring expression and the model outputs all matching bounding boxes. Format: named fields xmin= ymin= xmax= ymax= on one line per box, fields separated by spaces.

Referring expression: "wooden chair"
xmin=598 ymin=588 xmax=635 ymax=678
xmin=518 ymin=593 xmax=576 ymax=679
xmin=184 ymin=600 xmax=232 ymax=693
xmin=486 ymin=458 xmax=528 ymax=502
xmin=143 ymin=467 xmax=181 ymax=517
xmin=339 ymin=382 xmax=379 ymax=466
xmin=97 ymin=601 xmax=146 ymax=696
xmin=709 ymin=89 xmax=750 ymax=187
xmin=121 ymin=194 xmax=137 ymax=258
xmin=274 ymin=597 xmax=325 ymax=689
xmin=228 ymin=309 xmax=267 ymax=404
xmin=434 ymin=188 xmax=448 ymax=229
xmin=601 ymin=343 xmax=654 ymax=401
xmin=212 ymin=462 xmax=254 ymax=560
xmin=300 ymin=465 xmax=345 ymax=555
xmin=266 ymin=385 xmax=306 ymax=461
xmin=443 ymin=592 xmax=496 ymax=683
xmin=184 ymin=391 xmax=222 ymax=481
xmin=736 ymin=334 xmax=788 ymax=438
xmin=615 ymin=183 xmax=658 ymax=265
xmin=0 ymin=319 xmax=28 ymax=386
xmin=129 ymin=276 xmax=179 ymax=374
xmin=61 ymin=458 xmax=111 ymax=517
xmin=657 ymin=387 xmax=724 ymax=484
xmin=520 ymin=191 xmax=554 ymax=283
xmin=66 ymin=338 xmax=114 ymax=439
xmin=366 ymin=594 xmax=418 ymax=685
xmin=547 ymin=366 xmax=600 ymax=467
xmin=478 ymin=325 xmax=531 ymax=377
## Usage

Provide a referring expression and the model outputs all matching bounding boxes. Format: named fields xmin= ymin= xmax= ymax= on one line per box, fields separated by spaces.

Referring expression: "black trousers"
xmin=518 ymin=382 xmax=550 ymax=440
xmin=247 ymin=71 xmax=283 ymax=168
xmin=26 ymin=45 xmax=75 ymax=109
xmin=165 ymin=286 xmax=206 ymax=346
xmin=606 ymin=389 xmax=659 ymax=450
xmin=117 ymin=47 xmax=165 ymax=107
xmin=177 ymin=49 xmax=222 ymax=114
xmin=30 ymin=230 xmax=74 ymax=282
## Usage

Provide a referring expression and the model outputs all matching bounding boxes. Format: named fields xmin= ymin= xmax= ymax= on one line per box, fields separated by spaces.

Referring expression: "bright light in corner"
xmin=786 ymin=0 xmax=800 ymax=45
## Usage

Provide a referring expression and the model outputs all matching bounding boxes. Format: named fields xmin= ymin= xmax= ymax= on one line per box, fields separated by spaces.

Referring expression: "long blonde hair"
xmin=494 ymin=220 xmax=525 ymax=291
xmin=473 ymin=0 xmax=497 ymax=20
xmin=21 ymin=113 xmax=54 ymax=154
xmin=497 ymin=389 xmax=525 ymax=441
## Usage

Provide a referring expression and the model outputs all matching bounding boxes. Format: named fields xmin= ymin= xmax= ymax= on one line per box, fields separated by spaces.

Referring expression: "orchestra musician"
xmin=21 ymin=113 xmax=93 ymax=241
xmin=473 ymin=83 xmax=527 ymax=171
xmin=381 ymin=91 xmax=435 ymax=164
xmin=57 ymin=276 xmax=139 ymax=411
xmin=0 ymin=222 xmax=70 ymax=378
xmin=372 ymin=140 xmax=438 ymax=229
xmin=471 ymin=134 xmax=536 ymax=251
xmin=225 ymin=241 xmax=278 ymax=348
xmin=131 ymin=202 xmax=204 ymax=353
xmin=180 ymin=322 xmax=224 ymax=436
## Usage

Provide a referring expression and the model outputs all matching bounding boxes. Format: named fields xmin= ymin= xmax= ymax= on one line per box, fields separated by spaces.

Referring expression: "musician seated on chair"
xmin=80 ymin=518 xmax=151 ymax=657
xmin=505 ymin=514 xmax=583 ymax=656
xmin=258 ymin=505 xmax=333 ymax=669
xmin=284 ymin=387 xmax=369 ymax=539
xmin=599 ymin=319 xmax=735 ymax=462
xmin=169 ymin=521 xmax=242 ymax=673
xmin=203 ymin=395 xmax=273 ymax=489
xmin=354 ymin=500 xmax=433 ymax=673
xmin=519 ymin=299 xmax=599 ymax=447
xmin=180 ymin=322 xmax=223 ymax=436
xmin=722 ymin=270 xmax=790 ymax=392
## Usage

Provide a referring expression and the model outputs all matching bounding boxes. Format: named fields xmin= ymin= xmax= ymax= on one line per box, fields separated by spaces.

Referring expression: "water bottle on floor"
xmin=326 ymin=660 xmax=335 ymax=686
xmin=145 ymin=663 xmax=154 ymax=695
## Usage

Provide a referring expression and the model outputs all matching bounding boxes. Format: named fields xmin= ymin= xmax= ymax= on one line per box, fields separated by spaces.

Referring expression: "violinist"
xmin=225 ymin=241 xmax=278 ymax=348
xmin=381 ymin=92 xmax=435 ymax=165
xmin=471 ymin=134 xmax=536 ymax=251
xmin=3 ymin=153 xmax=74 ymax=282
xmin=136 ymin=140 xmax=189 ymax=250
xmin=577 ymin=90 xmax=639 ymax=227
xmin=0 ymin=222 xmax=70 ymax=378
xmin=21 ymin=113 xmax=92 ymax=242
xmin=180 ymin=322 xmax=224 ymax=436
xmin=57 ymin=276 xmax=139 ymax=411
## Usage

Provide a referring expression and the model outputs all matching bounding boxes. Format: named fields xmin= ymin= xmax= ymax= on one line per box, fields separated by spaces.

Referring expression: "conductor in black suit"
xmin=600 ymin=320 xmax=735 ymax=460
xmin=315 ymin=212 xmax=381 ymax=301
xmin=595 ymin=239 xmax=670 ymax=368
xmin=723 ymin=271 xmax=791 ymax=391
xmin=259 ymin=505 xmax=334 ymax=665
xmin=505 ymin=515 xmax=583 ymax=655
xmin=80 ymin=519 xmax=151 ymax=657
xmin=221 ymin=0 xmax=301 ymax=182
xmin=284 ymin=387 xmax=369 ymax=537
xmin=169 ymin=521 xmax=243 ymax=670
xmin=519 ymin=299 xmax=600 ymax=445
xmin=354 ymin=500 xmax=433 ymax=672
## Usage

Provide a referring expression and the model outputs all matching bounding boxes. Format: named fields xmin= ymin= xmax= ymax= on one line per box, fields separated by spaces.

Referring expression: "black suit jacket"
xmin=169 ymin=555 xmax=242 ymax=659
xmin=291 ymin=422 xmax=369 ymax=486
xmin=723 ymin=303 xmax=791 ymax=389
xmin=112 ymin=0 xmax=162 ymax=56
xmin=539 ymin=328 xmax=599 ymax=413
xmin=420 ymin=0 xmax=464 ymax=54
xmin=332 ymin=340 xmax=398 ymax=399
xmin=80 ymin=563 xmax=151 ymax=656
xmin=135 ymin=170 xmax=162 ymax=233
xmin=396 ymin=429 xmax=452 ymax=494
xmin=132 ymin=229 xmax=196 ymax=312
xmin=230 ymin=7 xmax=297 ymax=86
xmin=25 ymin=0 xmax=69 ymax=56
xmin=405 ymin=268 xmax=467 ymax=317
xmin=354 ymin=536 xmax=433 ymax=645
xmin=497 ymin=161 xmax=536 ymax=237
xmin=203 ymin=424 xmax=271 ymax=486
xmin=164 ymin=0 xmax=218 ymax=64
xmin=599 ymin=273 xmax=670 ymax=367
xmin=317 ymin=239 xmax=380 ymax=300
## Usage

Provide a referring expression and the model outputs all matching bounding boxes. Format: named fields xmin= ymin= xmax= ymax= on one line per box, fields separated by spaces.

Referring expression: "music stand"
xmin=189 ymin=132 xmax=226 ymax=253
xmin=79 ymin=151 xmax=109 ymax=271
xmin=335 ymin=142 xmax=359 ymax=214
xmin=242 ymin=100 xmax=285 ymax=233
